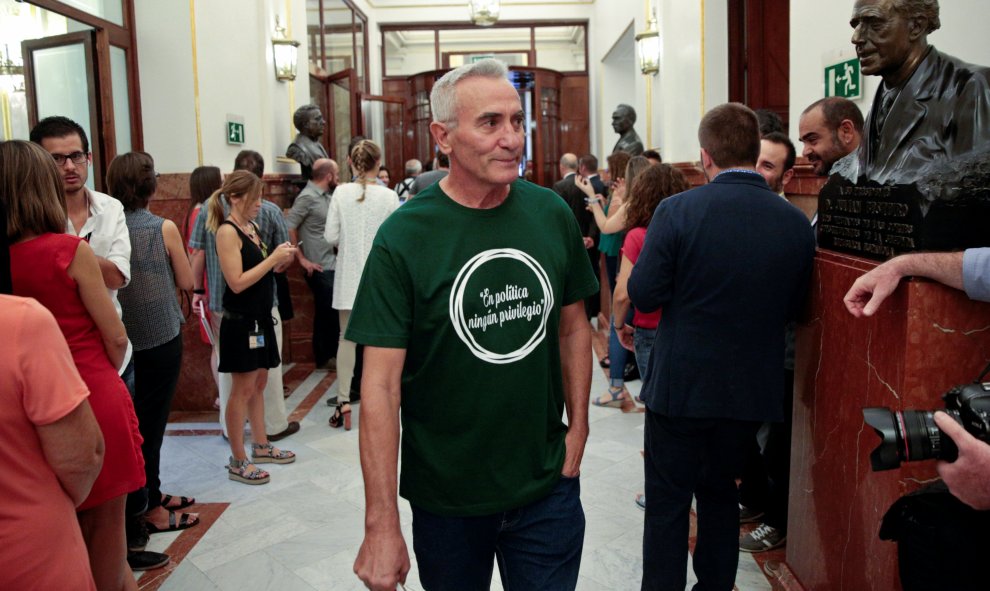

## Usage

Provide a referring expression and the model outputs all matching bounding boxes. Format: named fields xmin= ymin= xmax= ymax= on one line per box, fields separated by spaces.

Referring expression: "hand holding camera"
xmin=934 ymin=410 xmax=990 ymax=510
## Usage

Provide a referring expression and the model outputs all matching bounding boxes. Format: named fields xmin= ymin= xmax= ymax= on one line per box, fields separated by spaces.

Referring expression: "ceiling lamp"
xmin=635 ymin=17 xmax=661 ymax=76
xmin=469 ymin=0 xmax=500 ymax=27
xmin=272 ymin=16 xmax=301 ymax=82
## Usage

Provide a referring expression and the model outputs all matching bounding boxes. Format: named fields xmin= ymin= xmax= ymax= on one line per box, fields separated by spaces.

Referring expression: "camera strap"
xmin=976 ymin=360 xmax=990 ymax=384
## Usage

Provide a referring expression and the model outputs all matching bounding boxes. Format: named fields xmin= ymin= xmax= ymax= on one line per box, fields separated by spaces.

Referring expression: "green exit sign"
xmin=825 ymin=58 xmax=861 ymax=99
xmin=226 ymin=120 xmax=245 ymax=145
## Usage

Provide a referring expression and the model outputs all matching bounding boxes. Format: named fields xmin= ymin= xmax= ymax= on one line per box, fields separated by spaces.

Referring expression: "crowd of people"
xmin=0 ymin=114 xmax=402 ymax=587
xmin=3 ymin=0 xmax=989 ymax=588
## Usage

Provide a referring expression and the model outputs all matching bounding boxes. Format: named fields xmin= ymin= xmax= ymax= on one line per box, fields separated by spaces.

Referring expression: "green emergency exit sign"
xmin=825 ymin=58 xmax=862 ymax=99
xmin=227 ymin=120 xmax=245 ymax=145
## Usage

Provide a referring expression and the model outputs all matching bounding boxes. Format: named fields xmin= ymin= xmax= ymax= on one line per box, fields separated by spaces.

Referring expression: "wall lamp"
xmin=635 ymin=17 xmax=661 ymax=76
xmin=272 ymin=16 xmax=300 ymax=82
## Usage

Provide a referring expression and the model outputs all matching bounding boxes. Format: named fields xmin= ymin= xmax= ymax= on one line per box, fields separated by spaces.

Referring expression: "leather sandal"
xmin=228 ymin=457 xmax=270 ymax=485
xmin=145 ymin=510 xmax=200 ymax=534
xmin=329 ymin=403 xmax=352 ymax=431
xmin=250 ymin=442 xmax=296 ymax=464
xmin=592 ymin=386 xmax=629 ymax=408
xmin=161 ymin=494 xmax=195 ymax=511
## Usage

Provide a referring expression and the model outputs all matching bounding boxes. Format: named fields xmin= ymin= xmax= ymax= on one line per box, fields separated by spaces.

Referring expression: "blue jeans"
xmin=633 ymin=326 xmax=657 ymax=380
xmin=608 ymin=320 xmax=629 ymax=387
xmin=412 ymin=476 xmax=585 ymax=591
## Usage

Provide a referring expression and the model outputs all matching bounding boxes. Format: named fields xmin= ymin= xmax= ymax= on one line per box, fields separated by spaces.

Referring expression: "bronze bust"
xmin=286 ymin=105 xmax=330 ymax=179
xmin=851 ymin=0 xmax=990 ymax=185
xmin=611 ymin=104 xmax=645 ymax=156
xmin=816 ymin=0 xmax=990 ymax=260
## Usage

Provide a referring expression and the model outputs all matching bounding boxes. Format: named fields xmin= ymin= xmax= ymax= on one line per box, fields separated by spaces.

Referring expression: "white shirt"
xmin=66 ymin=189 xmax=133 ymax=373
xmin=324 ymin=182 xmax=400 ymax=310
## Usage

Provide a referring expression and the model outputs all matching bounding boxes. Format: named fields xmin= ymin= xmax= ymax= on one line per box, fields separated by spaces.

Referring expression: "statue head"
xmin=611 ymin=104 xmax=637 ymax=135
xmin=293 ymin=105 xmax=326 ymax=140
xmin=850 ymin=0 xmax=940 ymax=82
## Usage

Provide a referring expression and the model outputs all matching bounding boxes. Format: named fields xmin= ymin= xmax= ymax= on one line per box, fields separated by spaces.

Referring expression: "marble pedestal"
xmin=781 ymin=250 xmax=990 ymax=590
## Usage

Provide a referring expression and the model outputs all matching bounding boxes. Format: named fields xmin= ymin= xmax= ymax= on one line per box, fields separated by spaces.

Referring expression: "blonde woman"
xmin=207 ymin=171 xmax=297 ymax=484
xmin=324 ymin=139 xmax=400 ymax=429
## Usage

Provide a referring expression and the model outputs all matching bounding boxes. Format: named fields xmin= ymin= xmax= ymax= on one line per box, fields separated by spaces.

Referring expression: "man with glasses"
xmin=30 ymin=116 xmax=132 ymax=381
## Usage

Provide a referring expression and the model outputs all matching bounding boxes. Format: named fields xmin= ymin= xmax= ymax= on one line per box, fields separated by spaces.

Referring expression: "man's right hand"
xmin=353 ymin=527 xmax=410 ymax=591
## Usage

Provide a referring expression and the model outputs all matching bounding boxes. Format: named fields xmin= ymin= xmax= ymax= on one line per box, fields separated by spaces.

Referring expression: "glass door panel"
xmin=24 ymin=31 xmax=100 ymax=190
xmin=109 ymin=45 xmax=130 ymax=153
xmin=360 ymin=95 xmax=404 ymax=187
xmin=328 ymin=70 xmax=353 ymax=170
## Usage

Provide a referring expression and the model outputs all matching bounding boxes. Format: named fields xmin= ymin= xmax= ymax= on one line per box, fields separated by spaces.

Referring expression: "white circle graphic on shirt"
xmin=449 ymin=248 xmax=554 ymax=364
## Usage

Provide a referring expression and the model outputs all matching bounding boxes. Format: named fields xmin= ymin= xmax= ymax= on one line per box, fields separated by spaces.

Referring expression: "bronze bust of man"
xmin=611 ymin=104 xmax=645 ymax=156
xmin=851 ymin=0 xmax=990 ymax=185
xmin=286 ymin=105 xmax=330 ymax=179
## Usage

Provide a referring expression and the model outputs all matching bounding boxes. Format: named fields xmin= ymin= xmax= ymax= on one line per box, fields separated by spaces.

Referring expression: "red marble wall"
xmin=149 ymin=173 xmax=308 ymax=411
xmin=783 ymin=250 xmax=990 ymax=590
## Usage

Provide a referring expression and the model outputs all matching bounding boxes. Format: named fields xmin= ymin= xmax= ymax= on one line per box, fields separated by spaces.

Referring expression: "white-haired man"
xmin=349 ymin=59 xmax=598 ymax=591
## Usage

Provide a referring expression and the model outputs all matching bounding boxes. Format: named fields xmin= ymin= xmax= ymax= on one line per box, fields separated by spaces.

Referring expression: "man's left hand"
xmin=561 ymin=427 xmax=588 ymax=478
xmin=582 ymin=237 xmax=594 ymax=249
xmin=934 ymin=411 xmax=990 ymax=510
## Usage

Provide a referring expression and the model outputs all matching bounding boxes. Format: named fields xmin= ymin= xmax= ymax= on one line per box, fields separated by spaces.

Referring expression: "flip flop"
xmin=161 ymin=494 xmax=195 ymax=511
xmin=146 ymin=510 xmax=199 ymax=534
xmin=599 ymin=355 xmax=611 ymax=369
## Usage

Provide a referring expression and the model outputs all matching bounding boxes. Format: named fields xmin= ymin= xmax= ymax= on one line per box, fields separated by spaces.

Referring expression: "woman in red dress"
xmin=1 ymin=140 xmax=144 ymax=591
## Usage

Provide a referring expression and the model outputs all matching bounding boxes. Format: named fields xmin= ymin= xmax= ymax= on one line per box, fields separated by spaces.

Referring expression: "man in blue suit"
xmin=628 ymin=103 xmax=815 ymax=591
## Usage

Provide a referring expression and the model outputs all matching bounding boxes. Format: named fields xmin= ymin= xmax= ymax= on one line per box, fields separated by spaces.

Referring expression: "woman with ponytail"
xmin=211 ymin=171 xmax=298 ymax=484
xmin=324 ymin=139 xmax=400 ymax=429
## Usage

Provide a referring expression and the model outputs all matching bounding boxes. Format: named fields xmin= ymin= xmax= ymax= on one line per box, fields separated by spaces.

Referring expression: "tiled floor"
xmin=143 ymin=332 xmax=784 ymax=591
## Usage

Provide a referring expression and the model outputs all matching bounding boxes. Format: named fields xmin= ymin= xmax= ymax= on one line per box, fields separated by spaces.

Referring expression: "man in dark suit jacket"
xmin=553 ymin=152 xmax=601 ymax=319
xmin=851 ymin=0 xmax=990 ymax=185
xmin=628 ymin=103 xmax=815 ymax=591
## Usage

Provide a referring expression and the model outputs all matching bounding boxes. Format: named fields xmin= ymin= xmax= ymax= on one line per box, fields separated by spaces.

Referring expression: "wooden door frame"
xmin=22 ymin=30 xmax=111 ymax=191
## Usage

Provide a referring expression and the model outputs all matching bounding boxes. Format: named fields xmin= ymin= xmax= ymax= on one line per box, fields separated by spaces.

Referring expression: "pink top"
xmin=622 ymin=227 xmax=662 ymax=329
xmin=0 ymin=296 xmax=96 ymax=590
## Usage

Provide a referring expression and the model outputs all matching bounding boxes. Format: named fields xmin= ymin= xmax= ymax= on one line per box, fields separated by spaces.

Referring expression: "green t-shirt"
xmin=346 ymin=179 xmax=599 ymax=516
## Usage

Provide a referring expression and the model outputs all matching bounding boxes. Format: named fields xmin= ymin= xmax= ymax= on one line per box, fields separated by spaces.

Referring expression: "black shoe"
xmin=126 ymin=515 xmax=149 ymax=552
xmin=349 ymin=387 xmax=361 ymax=403
xmin=325 ymin=395 xmax=337 ymax=406
xmin=268 ymin=421 xmax=300 ymax=442
xmin=127 ymin=550 xmax=169 ymax=571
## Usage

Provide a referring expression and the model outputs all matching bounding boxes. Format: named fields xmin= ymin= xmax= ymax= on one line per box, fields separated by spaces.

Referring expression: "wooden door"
xmin=359 ymin=94 xmax=405 ymax=187
xmin=728 ymin=0 xmax=790 ymax=130
xmin=23 ymin=30 xmax=112 ymax=191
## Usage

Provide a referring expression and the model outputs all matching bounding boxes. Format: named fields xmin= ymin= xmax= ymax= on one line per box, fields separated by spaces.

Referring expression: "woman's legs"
xmin=227 ymin=370 xmax=264 ymax=460
xmin=246 ymin=369 xmax=270 ymax=446
xmin=336 ymin=310 xmax=355 ymax=406
xmin=78 ymin=495 xmax=137 ymax=591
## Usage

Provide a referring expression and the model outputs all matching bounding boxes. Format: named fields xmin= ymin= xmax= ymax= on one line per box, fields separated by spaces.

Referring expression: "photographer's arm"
xmin=844 ymin=252 xmax=965 ymax=317
xmin=934 ymin=411 xmax=990 ymax=510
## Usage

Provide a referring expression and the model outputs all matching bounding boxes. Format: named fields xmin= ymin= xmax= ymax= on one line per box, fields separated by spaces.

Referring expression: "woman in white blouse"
xmin=323 ymin=139 xmax=399 ymax=429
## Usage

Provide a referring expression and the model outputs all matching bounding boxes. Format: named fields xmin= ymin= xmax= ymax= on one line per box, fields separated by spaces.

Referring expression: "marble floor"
xmin=141 ymin=337 xmax=785 ymax=591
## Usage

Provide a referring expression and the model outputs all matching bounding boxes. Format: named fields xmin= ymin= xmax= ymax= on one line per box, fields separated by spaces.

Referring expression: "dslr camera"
xmin=863 ymin=380 xmax=990 ymax=471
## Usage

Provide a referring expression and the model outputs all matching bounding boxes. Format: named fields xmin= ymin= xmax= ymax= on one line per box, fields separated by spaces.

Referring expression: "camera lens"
xmin=862 ymin=407 xmax=961 ymax=471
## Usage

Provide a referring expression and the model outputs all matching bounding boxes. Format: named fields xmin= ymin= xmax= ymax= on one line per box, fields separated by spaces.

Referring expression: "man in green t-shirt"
xmin=350 ymin=59 xmax=599 ymax=591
